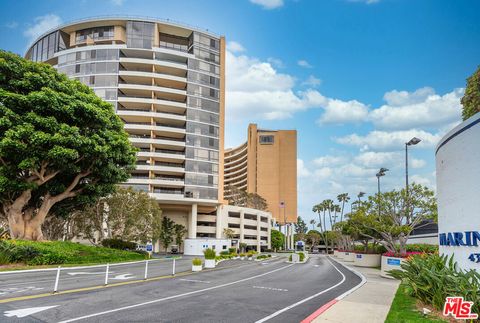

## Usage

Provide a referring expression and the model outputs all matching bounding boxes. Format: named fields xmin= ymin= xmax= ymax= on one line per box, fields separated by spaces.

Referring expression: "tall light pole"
xmin=405 ymin=137 xmax=421 ymax=215
xmin=376 ymin=168 xmax=389 ymax=216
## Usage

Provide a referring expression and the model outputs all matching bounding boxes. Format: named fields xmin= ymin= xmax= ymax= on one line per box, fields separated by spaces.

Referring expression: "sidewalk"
xmin=312 ymin=258 xmax=400 ymax=323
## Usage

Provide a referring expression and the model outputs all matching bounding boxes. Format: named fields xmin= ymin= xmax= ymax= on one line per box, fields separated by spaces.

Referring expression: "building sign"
xmin=439 ymin=231 xmax=480 ymax=246
xmin=387 ymin=258 xmax=401 ymax=266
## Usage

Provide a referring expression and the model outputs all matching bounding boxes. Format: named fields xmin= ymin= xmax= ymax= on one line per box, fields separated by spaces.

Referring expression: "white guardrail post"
xmin=172 ymin=258 xmax=176 ymax=276
xmin=104 ymin=263 xmax=110 ymax=286
xmin=53 ymin=266 xmax=61 ymax=293
xmin=144 ymin=260 xmax=149 ymax=280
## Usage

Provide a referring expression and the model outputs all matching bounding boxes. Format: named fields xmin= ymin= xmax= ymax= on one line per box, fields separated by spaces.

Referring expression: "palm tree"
xmin=337 ymin=193 xmax=350 ymax=223
xmin=309 ymin=219 xmax=316 ymax=230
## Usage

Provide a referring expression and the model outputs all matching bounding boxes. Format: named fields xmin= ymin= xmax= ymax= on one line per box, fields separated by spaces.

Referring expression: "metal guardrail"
xmin=0 ymin=257 xmax=181 ymax=295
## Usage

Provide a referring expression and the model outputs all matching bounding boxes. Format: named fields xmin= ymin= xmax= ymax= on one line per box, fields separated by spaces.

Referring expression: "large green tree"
xmin=73 ymin=187 xmax=162 ymax=244
xmin=0 ymin=51 xmax=137 ymax=240
xmin=358 ymin=183 xmax=437 ymax=254
xmin=157 ymin=216 xmax=175 ymax=254
xmin=271 ymin=229 xmax=285 ymax=251
xmin=461 ymin=66 xmax=480 ymax=120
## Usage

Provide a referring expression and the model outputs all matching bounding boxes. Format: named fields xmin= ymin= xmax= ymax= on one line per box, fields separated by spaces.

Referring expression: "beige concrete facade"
xmin=224 ymin=124 xmax=297 ymax=224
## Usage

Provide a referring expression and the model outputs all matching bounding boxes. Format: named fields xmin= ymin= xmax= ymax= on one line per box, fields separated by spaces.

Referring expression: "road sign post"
xmin=104 ymin=264 xmax=110 ymax=286
xmin=144 ymin=260 xmax=149 ymax=280
xmin=53 ymin=266 xmax=61 ymax=293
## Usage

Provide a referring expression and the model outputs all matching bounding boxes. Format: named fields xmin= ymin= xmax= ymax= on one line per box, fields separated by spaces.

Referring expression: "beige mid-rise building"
xmin=224 ymin=124 xmax=297 ymax=224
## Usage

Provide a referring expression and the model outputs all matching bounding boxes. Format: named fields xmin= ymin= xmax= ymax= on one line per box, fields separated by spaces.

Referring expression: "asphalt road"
xmin=0 ymin=255 xmax=362 ymax=322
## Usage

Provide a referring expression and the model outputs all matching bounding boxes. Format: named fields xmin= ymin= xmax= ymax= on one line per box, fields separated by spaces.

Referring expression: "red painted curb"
xmin=300 ymin=299 xmax=338 ymax=323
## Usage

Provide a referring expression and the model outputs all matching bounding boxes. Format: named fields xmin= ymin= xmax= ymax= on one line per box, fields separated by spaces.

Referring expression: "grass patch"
xmin=0 ymin=240 xmax=146 ymax=269
xmin=386 ymin=284 xmax=447 ymax=323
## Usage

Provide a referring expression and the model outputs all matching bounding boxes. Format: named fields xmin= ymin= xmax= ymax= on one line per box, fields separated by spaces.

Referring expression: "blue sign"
xmin=439 ymin=231 xmax=480 ymax=246
xmin=387 ymin=258 xmax=401 ymax=266
xmin=356 ymin=254 xmax=362 ymax=259
xmin=146 ymin=244 xmax=153 ymax=252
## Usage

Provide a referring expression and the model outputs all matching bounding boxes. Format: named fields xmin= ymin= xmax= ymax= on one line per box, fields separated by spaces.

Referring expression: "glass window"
xmin=76 ymin=26 xmax=114 ymax=43
xmin=186 ymin=134 xmax=218 ymax=149
xmin=259 ymin=135 xmax=274 ymax=144
xmin=126 ymin=21 xmax=154 ymax=49
xmin=186 ymin=109 xmax=219 ymax=124
xmin=187 ymin=97 xmax=219 ymax=113
xmin=185 ymin=147 xmax=219 ymax=162
xmin=186 ymin=122 xmax=218 ymax=137
xmin=187 ymin=84 xmax=218 ymax=99
xmin=188 ymin=59 xmax=220 ymax=76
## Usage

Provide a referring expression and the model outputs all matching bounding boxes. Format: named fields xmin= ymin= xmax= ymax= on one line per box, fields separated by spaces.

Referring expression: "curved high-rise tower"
xmin=26 ymin=17 xmax=230 ymax=252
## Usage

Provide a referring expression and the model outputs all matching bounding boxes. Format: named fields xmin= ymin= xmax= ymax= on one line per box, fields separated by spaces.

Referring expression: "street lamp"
xmin=405 ymin=137 xmax=421 ymax=216
xmin=376 ymin=168 xmax=389 ymax=216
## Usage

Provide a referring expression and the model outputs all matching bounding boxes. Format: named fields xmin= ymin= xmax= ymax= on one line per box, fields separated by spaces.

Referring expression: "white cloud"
xmin=250 ymin=0 xmax=284 ymax=9
xmin=370 ymin=87 xmax=463 ymax=130
xmin=267 ymin=57 xmax=285 ymax=68
xmin=297 ymin=159 xmax=311 ymax=177
xmin=335 ymin=129 xmax=442 ymax=151
xmin=227 ymin=41 xmax=245 ymax=53
xmin=302 ymin=75 xmax=322 ymax=87
xmin=5 ymin=22 xmax=18 ymax=29
xmin=353 ymin=151 xmax=426 ymax=169
xmin=317 ymin=98 xmax=369 ymax=124
xmin=226 ymin=49 xmax=329 ymax=120
xmin=297 ymin=60 xmax=313 ymax=68
xmin=313 ymin=155 xmax=347 ymax=167
xmin=24 ymin=14 xmax=62 ymax=44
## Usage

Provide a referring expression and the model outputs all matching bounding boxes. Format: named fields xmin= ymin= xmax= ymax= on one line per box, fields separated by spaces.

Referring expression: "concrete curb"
xmin=300 ymin=256 xmax=367 ymax=323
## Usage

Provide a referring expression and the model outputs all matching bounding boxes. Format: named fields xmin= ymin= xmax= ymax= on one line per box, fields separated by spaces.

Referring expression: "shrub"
xmin=101 ymin=239 xmax=137 ymax=251
xmin=219 ymin=251 xmax=230 ymax=256
xmin=298 ymin=252 xmax=305 ymax=262
xmin=192 ymin=258 xmax=202 ymax=266
xmin=228 ymin=248 xmax=236 ymax=254
xmin=203 ymin=248 xmax=216 ymax=260
xmin=240 ymin=253 xmax=246 ymax=257
xmin=289 ymin=254 xmax=293 ymax=262
xmin=353 ymin=243 xmax=387 ymax=254
xmin=383 ymin=251 xmax=422 ymax=258
xmin=405 ymin=244 xmax=438 ymax=254
xmin=389 ymin=254 xmax=480 ymax=315
xmin=247 ymin=251 xmax=254 ymax=258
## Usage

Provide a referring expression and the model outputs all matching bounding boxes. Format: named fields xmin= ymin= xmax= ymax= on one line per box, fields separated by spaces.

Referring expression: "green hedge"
xmin=0 ymin=240 xmax=146 ymax=266
xmin=101 ymin=238 xmax=137 ymax=250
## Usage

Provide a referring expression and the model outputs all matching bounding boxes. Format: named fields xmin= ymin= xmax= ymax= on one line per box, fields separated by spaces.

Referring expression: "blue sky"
xmin=1 ymin=0 xmax=479 ymax=226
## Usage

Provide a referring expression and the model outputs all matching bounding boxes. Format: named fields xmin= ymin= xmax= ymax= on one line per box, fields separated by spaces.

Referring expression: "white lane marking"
xmin=313 ymin=265 xmax=319 ymax=267
xmin=58 ymin=263 xmax=294 ymax=323
xmin=327 ymin=257 xmax=367 ymax=300
xmin=254 ymin=257 xmax=346 ymax=323
xmin=110 ymin=274 xmax=136 ymax=280
xmin=178 ymin=278 xmax=211 ymax=284
xmin=253 ymin=286 xmax=288 ymax=292
xmin=67 ymin=272 xmax=110 ymax=276
xmin=4 ymin=305 xmax=58 ymax=318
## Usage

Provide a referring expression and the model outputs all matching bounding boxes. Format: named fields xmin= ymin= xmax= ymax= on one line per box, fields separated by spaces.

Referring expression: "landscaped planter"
xmin=204 ymin=259 xmax=216 ymax=268
xmin=192 ymin=264 xmax=202 ymax=272
xmin=343 ymin=251 xmax=355 ymax=262
xmin=354 ymin=253 xmax=381 ymax=268
xmin=381 ymin=256 xmax=406 ymax=278
xmin=336 ymin=251 xmax=346 ymax=259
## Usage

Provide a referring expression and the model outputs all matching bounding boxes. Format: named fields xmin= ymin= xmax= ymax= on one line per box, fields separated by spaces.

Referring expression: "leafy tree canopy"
xmin=0 ymin=51 xmax=137 ymax=240
xmin=461 ymin=66 xmax=480 ymax=120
